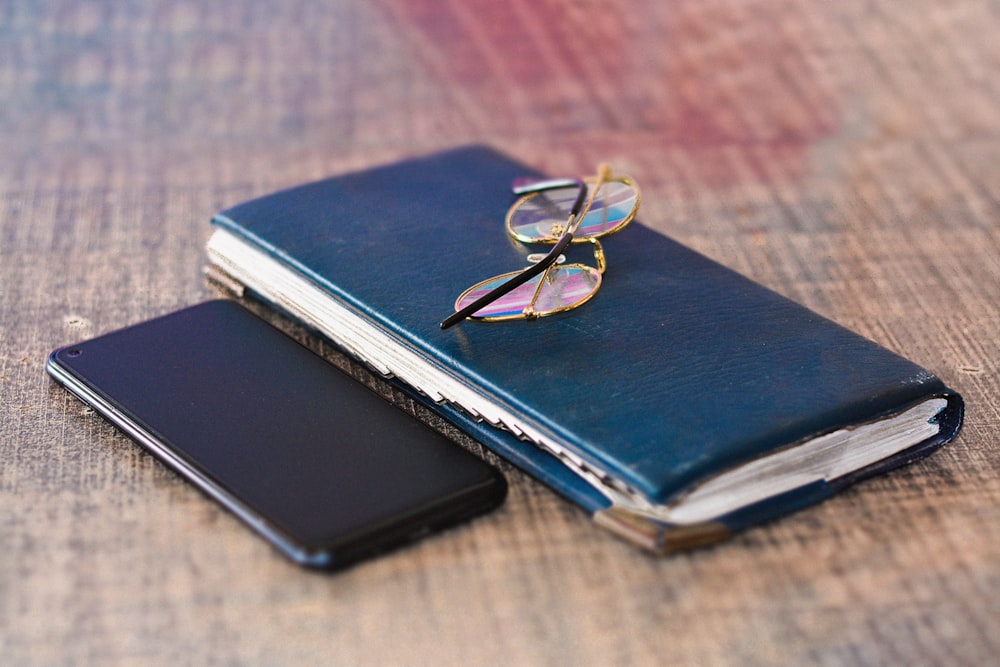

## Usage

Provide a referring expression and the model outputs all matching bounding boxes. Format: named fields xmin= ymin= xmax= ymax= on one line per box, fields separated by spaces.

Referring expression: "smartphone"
xmin=46 ymin=300 xmax=506 ymax=570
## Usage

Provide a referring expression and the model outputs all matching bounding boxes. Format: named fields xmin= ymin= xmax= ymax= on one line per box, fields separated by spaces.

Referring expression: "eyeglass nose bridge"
xmin=590 ymin=238 xmax=606 ymax=274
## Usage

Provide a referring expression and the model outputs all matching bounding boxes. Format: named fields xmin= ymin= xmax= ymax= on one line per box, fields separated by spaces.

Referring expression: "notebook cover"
xmin=210 ymin=145 xmax=962 ymax=548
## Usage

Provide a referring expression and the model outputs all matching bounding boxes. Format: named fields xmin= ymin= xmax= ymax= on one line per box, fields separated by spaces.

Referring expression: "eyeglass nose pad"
xmin=526 ymin=253 xmax=566 ymax=265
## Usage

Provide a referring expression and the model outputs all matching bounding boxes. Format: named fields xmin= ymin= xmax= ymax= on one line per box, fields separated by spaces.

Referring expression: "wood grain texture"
xmin=2 ymin=1 xmax=998 ymax=664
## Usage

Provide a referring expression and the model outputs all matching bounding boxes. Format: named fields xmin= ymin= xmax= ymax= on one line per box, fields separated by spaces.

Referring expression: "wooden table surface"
xmin=2 ymin=2 xmax=998 ymax=664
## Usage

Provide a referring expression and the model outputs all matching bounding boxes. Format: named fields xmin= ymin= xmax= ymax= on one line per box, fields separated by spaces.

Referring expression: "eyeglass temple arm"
xmin=440 ymin=179 xmax=588 ymax=330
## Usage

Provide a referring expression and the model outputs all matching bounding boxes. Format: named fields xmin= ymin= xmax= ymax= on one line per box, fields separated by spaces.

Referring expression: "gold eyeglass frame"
xmin=440 ymin=164 xmax=640 ymax=328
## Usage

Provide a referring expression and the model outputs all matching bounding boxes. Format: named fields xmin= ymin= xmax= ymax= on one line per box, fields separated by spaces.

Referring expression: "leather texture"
xmin=213 ymin=145 xmax=963 ymax=521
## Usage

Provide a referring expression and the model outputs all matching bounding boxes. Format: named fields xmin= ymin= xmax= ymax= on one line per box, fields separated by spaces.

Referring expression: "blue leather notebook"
xmin=205 ymin=145 xmax=963 ymax=552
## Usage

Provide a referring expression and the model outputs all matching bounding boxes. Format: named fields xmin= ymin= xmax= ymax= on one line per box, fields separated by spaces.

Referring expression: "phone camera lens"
xmin=66 ymin=349 xmax=82 ymax=357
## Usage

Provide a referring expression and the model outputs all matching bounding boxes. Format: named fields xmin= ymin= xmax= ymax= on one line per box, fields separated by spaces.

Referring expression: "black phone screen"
xmin=47 ymin=300 xmax=505 ymax=569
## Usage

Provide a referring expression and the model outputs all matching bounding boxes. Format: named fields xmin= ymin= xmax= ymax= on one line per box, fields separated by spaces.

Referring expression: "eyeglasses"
xmin=440 ymin=164 xmax=640 ymax=329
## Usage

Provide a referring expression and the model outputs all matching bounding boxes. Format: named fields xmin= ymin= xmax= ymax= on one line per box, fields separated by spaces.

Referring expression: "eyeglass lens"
xmin=508 ymin=180 xmax=638 ymax=243
xmin=455 ymin=264 xmax=602 ymax=320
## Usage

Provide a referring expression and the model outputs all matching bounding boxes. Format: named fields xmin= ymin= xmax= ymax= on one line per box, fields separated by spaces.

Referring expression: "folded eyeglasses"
xmin=440 ymin=164 xmax=640 ymax=329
